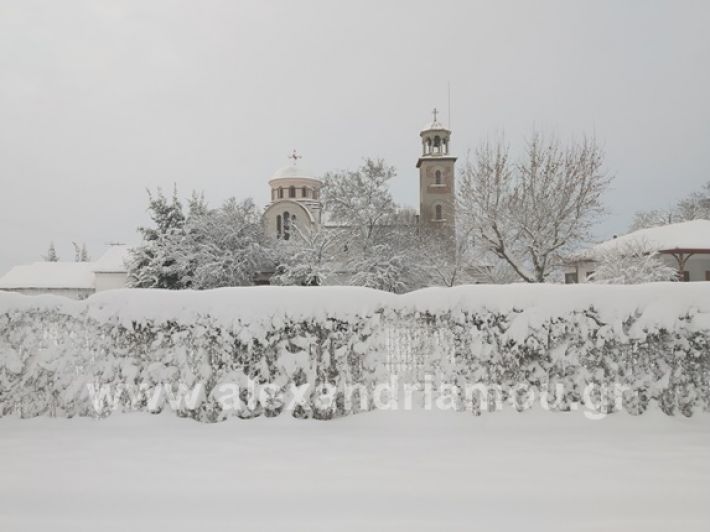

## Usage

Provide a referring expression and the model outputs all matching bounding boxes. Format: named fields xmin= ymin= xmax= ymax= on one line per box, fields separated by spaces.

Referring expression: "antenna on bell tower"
xmin=447 ymin=82 xmax=452 ymax=130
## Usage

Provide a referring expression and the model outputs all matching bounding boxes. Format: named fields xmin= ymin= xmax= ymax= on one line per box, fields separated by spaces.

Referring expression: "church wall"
xmin=419 ymin=160 xmax=456 ymax=227
xmin=263 ymin=201 xmax=317 ymax=240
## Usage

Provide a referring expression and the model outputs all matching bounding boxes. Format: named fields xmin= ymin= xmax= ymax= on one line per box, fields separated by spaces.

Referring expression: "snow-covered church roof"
xmin=421 ymin=119 xmax=449 ymax=133
xmin=576 ymin=219 xmax=710 ymax=261
xmin=271 ymin=164 xmax=318 ymax=180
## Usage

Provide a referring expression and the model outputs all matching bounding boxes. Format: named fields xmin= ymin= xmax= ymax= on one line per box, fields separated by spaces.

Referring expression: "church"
xmin=262 ymin=110 xmax=457 ymax=240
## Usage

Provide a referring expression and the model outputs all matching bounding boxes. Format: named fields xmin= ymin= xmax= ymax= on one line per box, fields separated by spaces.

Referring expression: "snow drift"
xmin=0 ymin=284 xmax=708 ymax=420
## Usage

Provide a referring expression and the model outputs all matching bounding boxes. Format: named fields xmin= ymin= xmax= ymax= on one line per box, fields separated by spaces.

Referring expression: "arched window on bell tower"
xmin=435 ymin=170 xmax=442 ymax=185
xmin=435 ymin=204 xmax=443 ymax=221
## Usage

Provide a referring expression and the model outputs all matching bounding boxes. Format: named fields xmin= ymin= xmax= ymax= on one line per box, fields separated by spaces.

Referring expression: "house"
xmin=565 ymin=220 xmax=710 ymax=283
xmin=0 ymin=244 xmax=131 ymax=299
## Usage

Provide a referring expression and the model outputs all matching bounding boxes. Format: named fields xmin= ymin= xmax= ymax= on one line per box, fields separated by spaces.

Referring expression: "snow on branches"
xmin=458 ymin=133 xmax=611 ymax=283
xmin=588 ymin=239 xmax=678 ymax=284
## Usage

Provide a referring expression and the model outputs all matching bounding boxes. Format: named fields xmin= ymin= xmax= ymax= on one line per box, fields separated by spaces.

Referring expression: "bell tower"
xmin=417 ymin=108 xmax=456 ymax=233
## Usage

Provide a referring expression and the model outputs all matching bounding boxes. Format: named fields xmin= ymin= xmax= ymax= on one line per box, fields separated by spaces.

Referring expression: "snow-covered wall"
xmin=1 ymin=284 xmax=709 ymax=420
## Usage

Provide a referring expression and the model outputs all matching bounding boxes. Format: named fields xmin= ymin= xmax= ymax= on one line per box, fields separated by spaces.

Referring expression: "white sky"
xmin=1 ymin=0 xmax=709 ymax=274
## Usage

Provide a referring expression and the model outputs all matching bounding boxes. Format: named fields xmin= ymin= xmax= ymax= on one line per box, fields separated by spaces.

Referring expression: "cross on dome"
xmin=432 ymin=107 xmax=438 ymax=122
xmin=288 ymin=149 xmax=302 ymax=164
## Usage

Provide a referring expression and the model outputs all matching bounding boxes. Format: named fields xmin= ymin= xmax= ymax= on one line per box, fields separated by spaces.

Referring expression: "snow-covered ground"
xmin=1 ymin=410 xmax=708 ymax=531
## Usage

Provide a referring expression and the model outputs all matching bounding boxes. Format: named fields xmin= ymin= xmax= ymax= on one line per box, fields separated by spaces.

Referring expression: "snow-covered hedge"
xmin=1 ymin=284 xmax=709 ymax=420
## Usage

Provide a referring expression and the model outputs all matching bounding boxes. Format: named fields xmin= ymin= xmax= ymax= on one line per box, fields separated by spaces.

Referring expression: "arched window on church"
xmin=278 ymin=187 xmax=284 ymax=199
xmin=289 ymin=186 xmax=296 ymax=198
xmin=276 ymin=214 xmax=282 ymax=238
xmin=283 ymin=211 xmax=290 ymax=240
xmin=435 ymin=204 xmax=443 ymax=221
xmin=434 ymin=136 xmax=441 ymax=154
xmin=435 ymin=170 xmax=442 ymax=185
xmin=425 ymin=137 xmax=432 ymax=155
xmin=302 ymin=186 xmax=308 ymax=198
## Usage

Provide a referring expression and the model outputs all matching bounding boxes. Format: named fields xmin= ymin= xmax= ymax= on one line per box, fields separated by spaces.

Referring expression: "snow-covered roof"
xmin=576 ymin=219 xmax=710 ymax=261
xmin=421 ymin=120 xmax=449 ymax=133
xmin=0 ymin=262 xmax=95 ymax=289
xmin=92 ymin=245 xmax=131 ymax=273
xmin=271 ymin=164 xmax=317 ymax=180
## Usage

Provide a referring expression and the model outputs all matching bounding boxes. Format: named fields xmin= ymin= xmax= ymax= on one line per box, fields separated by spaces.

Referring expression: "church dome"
xmin=271 ymin=164 xmax=315 ymax=180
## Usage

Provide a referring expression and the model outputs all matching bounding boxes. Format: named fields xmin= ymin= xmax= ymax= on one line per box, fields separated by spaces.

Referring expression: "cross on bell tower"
xmin=432 ymin=107 xmax=439 ymax=123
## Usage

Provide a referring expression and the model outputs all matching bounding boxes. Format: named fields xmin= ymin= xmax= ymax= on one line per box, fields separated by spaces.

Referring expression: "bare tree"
xmin=417 ymin=226 xmax=476 ymax=287
xmin=630 ymin=180 xmax=710 ymax=231
xmin=629 ymin=208 xmax=677 ymax=232
xmin=458 ymin=132 xmax=611 ymax=283
xmin=677 ymin=180 xmax=710 ymax=221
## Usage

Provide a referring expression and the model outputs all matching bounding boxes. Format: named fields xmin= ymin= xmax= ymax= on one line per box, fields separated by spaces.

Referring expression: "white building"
xmin=0 ymin=244 xmax=131 ymax=299
xmin=565 ymin=220 xmax=710 ymax=283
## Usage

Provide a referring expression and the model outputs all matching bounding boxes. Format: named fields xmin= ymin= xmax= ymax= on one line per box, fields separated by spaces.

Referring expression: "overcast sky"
xmin=1 ymin=0 xmax=708 ymax=274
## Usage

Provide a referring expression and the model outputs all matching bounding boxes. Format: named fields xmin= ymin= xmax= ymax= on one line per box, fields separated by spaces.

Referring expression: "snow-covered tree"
xmin=416 ymin=227 xmax=474 ymax=287
xmin=458 ymin=132 xmax=611 ymax=283
xmin=349 ymin=243 xmax=419 ymax=294
xmin=139 ymin=186 xmax=186 ymax=241
xmin=322 ymin=158 xmax=397 ymax=252
xmin=188 ymin=198 xmax=273 ymax=289
xmin=72 ymin=242 xmax=90 ymax=262
xmin=128 ymin=186 xmax=189 ymax=289
xmin=187 ymin=190 xmax=209 ymax=218
xmin=320 ymin=158 xmax=429 ymax=291
xmin=129 ymin=192 xmax=272 ymax=289
xmin=271 ymin=225 xmax=341 ymax=286
xmin=43 ymin=242 xmax=59 ymax=262
xmin=589 ymin=240 xmax=678 ymax=284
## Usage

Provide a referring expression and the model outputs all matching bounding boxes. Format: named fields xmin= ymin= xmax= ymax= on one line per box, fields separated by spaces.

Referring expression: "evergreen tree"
xmin=44 ymin=242 xmax=59 ymax=262
xmin=128 ymin=186 xmax=188 ymax=289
